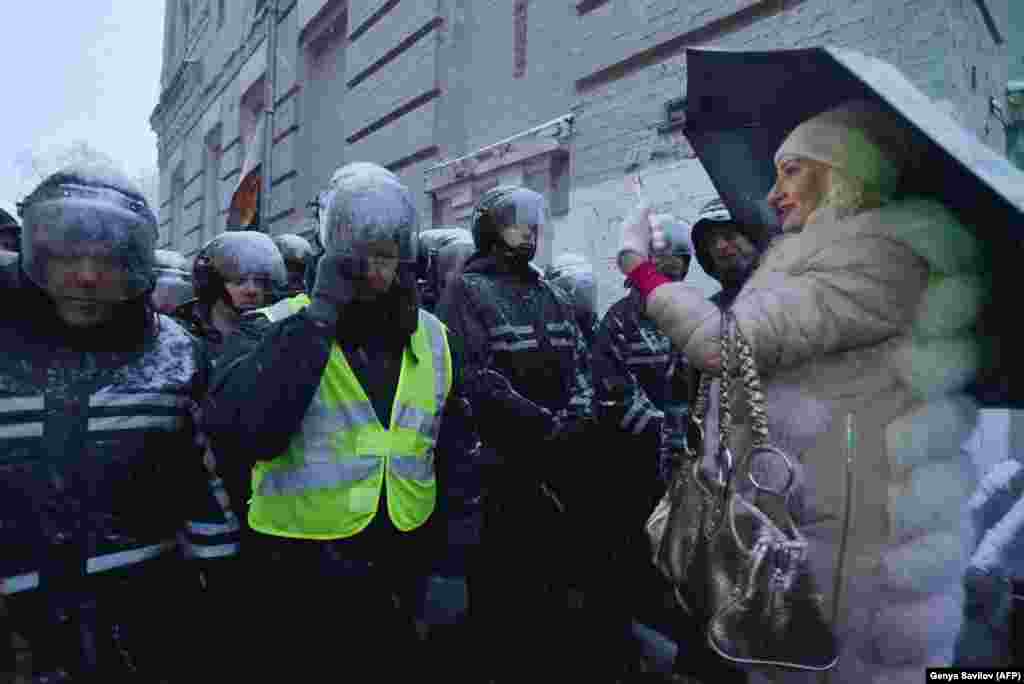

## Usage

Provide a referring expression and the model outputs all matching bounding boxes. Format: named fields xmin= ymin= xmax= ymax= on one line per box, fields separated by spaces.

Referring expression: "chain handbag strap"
xmin=717 ymin=308 xmax=736 ymax=486
xmin=730 ymin=311 xmax=797 ymax=498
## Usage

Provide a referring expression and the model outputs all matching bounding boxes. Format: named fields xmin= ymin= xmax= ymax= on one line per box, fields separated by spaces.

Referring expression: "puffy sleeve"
xmin=647 ymin=235 xmax=929 ymax=376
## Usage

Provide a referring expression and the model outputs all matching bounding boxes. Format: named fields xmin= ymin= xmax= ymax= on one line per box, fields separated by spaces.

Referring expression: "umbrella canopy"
xmin=682 ymin=46 xmax=1024 ymax=407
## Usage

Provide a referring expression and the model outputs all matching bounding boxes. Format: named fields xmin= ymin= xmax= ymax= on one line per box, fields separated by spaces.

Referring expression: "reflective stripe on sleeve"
xmin=488 ymin=324 xmax=534 ymax=337
xmin=492 ymin=340 xmax=538 ymax=352
xmin=0 ymin=422 xmax=43 ymax=438
xmin=184 ymin=542 xmax=240 ymax=559
xmin=86 ymin=540 xmax=177 ymax=574
xmin=0 ymin=396 xmax=44 ymax=412
xmin=186 ymin=520 xmax=241 ymax=536
xmin=87 ymin=415 xmax=181 ymax=431
xmin=1 ymin=572 xmax=39 ymax=594
xmin=89 ymin=393 xmax=186 ymax=409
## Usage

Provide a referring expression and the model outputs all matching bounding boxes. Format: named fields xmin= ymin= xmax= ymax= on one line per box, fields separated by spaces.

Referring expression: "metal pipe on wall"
xmin=260 ymin=0 xmax=280 ymax=232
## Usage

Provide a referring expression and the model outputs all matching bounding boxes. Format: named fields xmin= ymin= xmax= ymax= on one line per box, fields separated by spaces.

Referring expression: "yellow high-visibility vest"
xmin=246 ymin=294 xmax=452 ymax=539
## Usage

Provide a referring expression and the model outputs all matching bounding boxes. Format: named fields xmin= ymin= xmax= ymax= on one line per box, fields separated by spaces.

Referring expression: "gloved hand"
xmin=307 ymin=253 xmax=360 ymax=327
xmin=617 ymin=175 xmax=653 ymax=271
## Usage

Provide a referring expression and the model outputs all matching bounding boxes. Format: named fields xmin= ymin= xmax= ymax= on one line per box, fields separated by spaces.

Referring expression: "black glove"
xmin=307 ymin=253 xmax=360 ymax=327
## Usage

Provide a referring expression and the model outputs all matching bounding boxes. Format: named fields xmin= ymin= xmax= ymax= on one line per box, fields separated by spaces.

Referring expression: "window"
xmin=218 ymin=0 xmax=226 ymax=30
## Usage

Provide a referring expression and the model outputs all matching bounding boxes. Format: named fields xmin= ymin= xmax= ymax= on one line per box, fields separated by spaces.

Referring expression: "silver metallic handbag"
xmin=645 ymin=309 xmax=839 ymax=671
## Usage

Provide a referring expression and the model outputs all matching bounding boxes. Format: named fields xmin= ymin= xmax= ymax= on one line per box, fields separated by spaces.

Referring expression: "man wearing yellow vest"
xmin=203 ymin=162 xmax=459 ymax=679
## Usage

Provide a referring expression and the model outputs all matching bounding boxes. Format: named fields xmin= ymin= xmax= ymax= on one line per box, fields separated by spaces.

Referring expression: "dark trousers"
xmin=467 ymin=475 xmax=578 ymax=683
xmin=4 ymin=560 xmax=192 ymax=683
xmin=243 ymin=514 xmax=434 ymax=682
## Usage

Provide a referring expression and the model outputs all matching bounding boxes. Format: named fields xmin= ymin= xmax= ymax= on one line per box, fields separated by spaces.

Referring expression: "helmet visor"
xmin=321 ymin=179 xmax=418 ymax=264
xmin=206 ymin=231 xmax=288 ymax=295
xmin=21 ymin=184 xmax=157 ymax=302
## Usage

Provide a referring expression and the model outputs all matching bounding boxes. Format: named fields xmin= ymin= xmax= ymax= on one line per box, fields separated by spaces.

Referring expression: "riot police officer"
xmin=271 ymin=233 xmax=315 ymax=298
xmin=437 ymin=185 xmax=595 ymax=682
xmin=546 ymin=252 xmax=598 ymax=347
xmin=173 ymin=231 xmax=286 ymax=360
xmin=150 ymin=249 xmax=193 ymax=316
xmin=589 ymin=213 xmax=700 ymax=679
xmin=417 ymin=228 xmax=473 ymax=313
xmin=204 ymin=162 xmax=463 ymax=680
xmin=0 ymin=162 xmax=237 ymax=682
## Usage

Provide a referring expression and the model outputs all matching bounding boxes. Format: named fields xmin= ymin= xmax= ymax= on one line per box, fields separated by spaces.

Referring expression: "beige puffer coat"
xmin=646 ymin=197 xmax=988 ymax=683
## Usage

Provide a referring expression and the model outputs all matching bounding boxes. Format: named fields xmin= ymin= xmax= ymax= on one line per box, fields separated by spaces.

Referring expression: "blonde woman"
xmin=619 ymin=100 xmax=989 ymax=683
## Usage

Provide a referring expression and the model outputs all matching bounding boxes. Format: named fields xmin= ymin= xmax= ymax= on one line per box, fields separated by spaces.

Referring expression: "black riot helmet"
xmin=471 ymin=185 xmax=546 ymax=259
xmin=151 ymin=249 xmax=194 ymax=315
xmin=272 ymin=233 xmax=315 ymax=295
xmin=546 ymin=252 xmax=597 ymax=319
xmin=0 ymin=208 xmax=20 ymax=252
xmin=192 ymin=231 xmax=286 ymax=310
xmin=18 ymin=162 xmax=158 ymax=302
xmin=418 ymin=227 xmax=472 ymax=288
xmin=320 ymin=162 xmax=419 ymax=267
xmin=432 ymin=232 xmax=475 ymax=293
xmin=649 ymin=213 xmax=692 ymax=281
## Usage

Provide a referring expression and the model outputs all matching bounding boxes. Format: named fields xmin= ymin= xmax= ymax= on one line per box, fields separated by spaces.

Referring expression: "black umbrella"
xmin=682 ymin=46 xmax=1024 ymax=407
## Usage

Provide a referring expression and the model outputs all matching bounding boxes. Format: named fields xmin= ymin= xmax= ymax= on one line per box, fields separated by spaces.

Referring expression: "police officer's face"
xmin=498 ymin=223 xmax=537 ymax=250
xmin=45 ymin=255 xmax=126 ymax=327
xmin=223 ymin=275 xmax=268 ymax=311
xmin=352 ymin=240 xmax=399 ymax=301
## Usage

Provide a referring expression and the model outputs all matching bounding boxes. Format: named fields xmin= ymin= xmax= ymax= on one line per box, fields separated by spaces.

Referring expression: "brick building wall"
xmin=152 ymin=0 xmax=1010 ymax=309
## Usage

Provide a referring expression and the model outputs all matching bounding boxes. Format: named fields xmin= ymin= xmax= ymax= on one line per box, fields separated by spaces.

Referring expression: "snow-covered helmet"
xmin=470 ymin=185 xmax=546 ymax=256
xmin=546 ymin=252 xmax=596 ymax=318
xmin=273 ymin=233 xmax=315 ymax=295
xmin=18 ymin=162 xmax=158 ymax=302
xmin=192 ymin=231 xmax=286 ymax=307
xmin=320 ymin=162 xmax=418 ymax=267
xmin=151 ymin=249 xmax=193 ymax=315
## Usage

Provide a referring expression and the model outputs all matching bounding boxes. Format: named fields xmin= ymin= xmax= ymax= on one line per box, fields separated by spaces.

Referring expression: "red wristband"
xmin=627 ymin=261 xmax=671 ymax=299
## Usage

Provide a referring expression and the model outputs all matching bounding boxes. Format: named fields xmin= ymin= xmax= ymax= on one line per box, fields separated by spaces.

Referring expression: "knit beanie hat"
xmin=774 ymin=99 xmax=908 ymax=200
